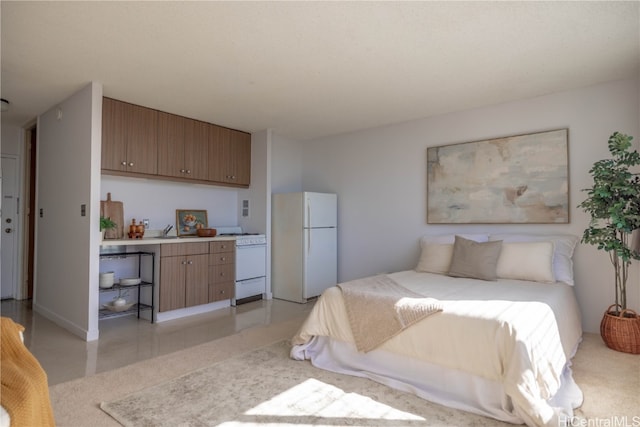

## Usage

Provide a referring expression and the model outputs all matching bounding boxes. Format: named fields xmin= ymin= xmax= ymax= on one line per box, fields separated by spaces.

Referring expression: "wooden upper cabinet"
xmin=101 ymin=97 xmax=157 ymax=175
xmin=157 ymin=111 xmax=186 ymax=178
xmin=103 ymin=97 xmax=248 ymax=187
xmin=208 ymin=125 xmax=229 ymax=184
xmin=101 ymin=98 xmax=127 ymax=172
xmin=158 ymin=112 xmax=209 ymax=181
xmin=184 ymin=118 xmax=209 ymax=181
xmin=209 ymin=125 xmax=251 ymax=187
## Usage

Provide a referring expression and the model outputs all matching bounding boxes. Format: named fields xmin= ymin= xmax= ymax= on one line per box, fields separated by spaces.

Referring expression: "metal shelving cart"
xmin=98 ymin=250 xmax=155 ymax=323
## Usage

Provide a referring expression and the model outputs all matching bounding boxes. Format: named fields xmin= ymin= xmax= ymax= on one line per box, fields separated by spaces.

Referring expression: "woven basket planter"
xmin=600 ymin=304 xmax=640 ymax=354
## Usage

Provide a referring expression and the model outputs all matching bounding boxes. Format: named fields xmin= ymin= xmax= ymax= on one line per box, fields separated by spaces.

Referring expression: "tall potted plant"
xmin=578 ymin=131 xmax=640 ymax=354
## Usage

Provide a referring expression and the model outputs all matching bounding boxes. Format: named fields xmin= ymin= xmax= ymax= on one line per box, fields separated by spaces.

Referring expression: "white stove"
xmin=213 ymin=227 xmax=266 ymax=305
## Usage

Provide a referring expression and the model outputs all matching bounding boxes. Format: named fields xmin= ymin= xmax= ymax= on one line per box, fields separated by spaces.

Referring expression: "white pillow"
xmin=416 ymin=234 xmax=489 ymax=274
xmin=420 ymin=233 xmax=489 ymax=245
xmin=489 ymin=233 xmax=579 ymax=285
xmin=416 ymin=243 xmax=454 ymax=274
xmin=496 ymin=241 xmax=555 ymax=283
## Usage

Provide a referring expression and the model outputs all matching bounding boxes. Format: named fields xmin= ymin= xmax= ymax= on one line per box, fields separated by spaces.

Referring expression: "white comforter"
xmin=291 ymin=270 xmax=583 ymax=427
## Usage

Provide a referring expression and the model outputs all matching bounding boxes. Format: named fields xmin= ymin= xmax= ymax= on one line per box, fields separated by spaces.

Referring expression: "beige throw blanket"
xmin=337 ymin=275 xmax=442 ymax=352
xmin=0 ymin=317 xmax=55 ymax=427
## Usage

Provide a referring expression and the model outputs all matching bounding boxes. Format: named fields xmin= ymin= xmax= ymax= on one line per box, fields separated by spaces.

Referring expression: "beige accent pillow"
xmin=415 ymin=243 xmax=454 ymax=274
xmin=448 ymin=236 xmax=503 ymax=281
xmin=496 ymin=241 xmax=555 ymax=283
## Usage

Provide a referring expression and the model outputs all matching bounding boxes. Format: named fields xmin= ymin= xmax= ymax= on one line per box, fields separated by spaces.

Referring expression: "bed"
xmin=291 ymin=233 xmax=583 ymax=427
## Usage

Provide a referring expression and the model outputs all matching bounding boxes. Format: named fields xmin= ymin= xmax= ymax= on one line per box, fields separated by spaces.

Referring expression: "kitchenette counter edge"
xmin=101 ymin=236 xmax=236 ymax=247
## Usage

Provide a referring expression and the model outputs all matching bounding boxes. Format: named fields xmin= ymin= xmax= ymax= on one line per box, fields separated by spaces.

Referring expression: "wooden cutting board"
xmin=100 ymin=192 xmax=124 ymax=239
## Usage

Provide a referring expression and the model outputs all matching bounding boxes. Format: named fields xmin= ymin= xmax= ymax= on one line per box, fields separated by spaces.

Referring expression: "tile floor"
xmin=1 ymin=298 xmax=314 ymax=386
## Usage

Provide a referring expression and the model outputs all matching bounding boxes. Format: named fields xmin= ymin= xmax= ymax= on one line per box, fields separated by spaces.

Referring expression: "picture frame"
xmin=176 ymin=209 xmax=208 ymax=236
xmin=427 ymin=128 xmax=569 ymax=224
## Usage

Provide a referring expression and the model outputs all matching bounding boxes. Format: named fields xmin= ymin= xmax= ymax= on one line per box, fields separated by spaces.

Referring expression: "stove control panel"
xmin=235 ymin=235 xmax=267 ymax=246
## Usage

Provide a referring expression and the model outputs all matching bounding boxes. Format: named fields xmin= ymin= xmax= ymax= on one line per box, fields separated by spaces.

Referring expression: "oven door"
xmin=235 ymin=245 xmax=266 ymax=281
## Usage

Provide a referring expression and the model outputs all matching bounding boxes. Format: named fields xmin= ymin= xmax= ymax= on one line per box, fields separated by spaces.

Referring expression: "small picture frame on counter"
xmin=176 ymin=209 xmax=208 ymax=236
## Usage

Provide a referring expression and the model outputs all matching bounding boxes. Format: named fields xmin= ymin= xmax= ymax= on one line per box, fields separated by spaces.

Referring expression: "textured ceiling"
xmin=1 ymin=1 xmax=639 ymax=141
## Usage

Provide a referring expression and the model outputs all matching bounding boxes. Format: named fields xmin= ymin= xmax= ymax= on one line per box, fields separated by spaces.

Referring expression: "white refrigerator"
xmin=272 ymin=192 xmax=337 ymax=303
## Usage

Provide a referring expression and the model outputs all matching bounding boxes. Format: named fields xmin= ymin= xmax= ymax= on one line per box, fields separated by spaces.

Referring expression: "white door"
xmin=1 ymin=156 xmax=19 ymax=299
xmin=303 ymin=227 xmax=337 ymax=299
xmin=304 ymin=192 xmax=337 ymax=228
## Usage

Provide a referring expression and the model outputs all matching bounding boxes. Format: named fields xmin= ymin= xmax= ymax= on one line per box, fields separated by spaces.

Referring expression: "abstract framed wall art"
xmin=427 ymin=128 xmax=569 ymax=224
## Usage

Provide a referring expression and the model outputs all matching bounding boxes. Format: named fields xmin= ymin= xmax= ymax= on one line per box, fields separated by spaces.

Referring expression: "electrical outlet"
xmin=142 ymin=219 xmax=150 ymax=228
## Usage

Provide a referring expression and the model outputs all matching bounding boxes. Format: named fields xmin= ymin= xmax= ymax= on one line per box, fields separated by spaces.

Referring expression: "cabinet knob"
xmin=181 ymin=260 xmax=187 ymax=265
xmin=128 ymin=162 xmax=134 ymax=167
xmin=186 ymin=169 xmax=191 ymax=174
xmin=220 ymin=257 xmax=226 ymax=261
xmin=219 ymin=290 xmax=225 ymax=294
xmin=121 ymin=161 xmax=127 ymax=166
xmin=187 ymin=260 xmax=193 ymax=265
xmin=180 ymin=169 xmax=186 ymax=173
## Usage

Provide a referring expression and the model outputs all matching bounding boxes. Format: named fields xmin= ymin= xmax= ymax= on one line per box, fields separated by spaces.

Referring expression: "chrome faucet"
xmin=162 ymin=224 xmax=174 ymax=237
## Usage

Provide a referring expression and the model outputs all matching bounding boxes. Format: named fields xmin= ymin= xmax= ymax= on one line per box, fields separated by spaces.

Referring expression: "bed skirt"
xmin=292 ymin=336 xmax=583 ymax=426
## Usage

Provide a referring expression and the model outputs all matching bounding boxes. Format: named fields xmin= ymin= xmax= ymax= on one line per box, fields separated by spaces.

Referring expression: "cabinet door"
xmin=102 ymin=97 xmax=158 ymax=175
xmin=208 ymin=126 xmax=251 ymax=187
xmin=229 ymin=129 xmax=251 ymax=186
xmin=185 ymin=254 xmax=209 ymax=307
xmin=159 ymin=256 xmax=186 ymax=312
xmin=208 ymin=124 xmax=229 ymax=183
xmin=157 ymin=111 xmax=186 ymax=178
xmin=184 ymin=118 xmax=209 ymax=181
xmin=126 ymin=103 xmax=158 ymax=175
xmin=101 ymin=98 xmax=128 ymax=172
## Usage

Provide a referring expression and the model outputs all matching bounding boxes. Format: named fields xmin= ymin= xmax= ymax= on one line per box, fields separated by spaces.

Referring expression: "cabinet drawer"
xmin=209 ymin=264 xmax=235 ymax=284
xmin=210 ymin=241 xmax=235 ymax=253
xmin=209 ymin=251 xmax=235 ymax=266
xmin=161 ymin=242 xmax=209 ymax=257
xmin=209 ymin=281 xmax=234 ymax=302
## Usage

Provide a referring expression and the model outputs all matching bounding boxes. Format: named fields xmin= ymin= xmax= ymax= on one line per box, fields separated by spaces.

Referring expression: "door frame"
xmin=4 ymin=121 xmax=37 ymax=301
xmin=22 ymin=124 xmax=37 ymax=299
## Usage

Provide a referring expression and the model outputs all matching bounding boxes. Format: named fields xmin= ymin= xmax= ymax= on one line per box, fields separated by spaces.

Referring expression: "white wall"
xmin=1 ymin=123 xmax=22 ymax=156
xmin=101 ymin=176 xmax=239 ymax=231
xmin=238 ymin=130 xmax=270 ymax=235
xmin=271 ymin=132 xmax=303 ymax=194
xmin=300 ymin=77 xmax=640 ymax=334
xmin=34 ymin=82 xmax=103 ymax=341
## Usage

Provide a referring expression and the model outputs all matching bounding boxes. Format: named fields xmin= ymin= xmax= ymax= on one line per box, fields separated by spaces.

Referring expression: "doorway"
xmin=0 ymin=125 xmax=37 ymax=301
xmin=1 ymin=155 xmax=19 ymax=299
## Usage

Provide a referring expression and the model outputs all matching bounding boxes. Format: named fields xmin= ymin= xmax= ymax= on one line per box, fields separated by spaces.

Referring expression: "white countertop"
xmin=100 ymin=235 xmax=235 ymax=247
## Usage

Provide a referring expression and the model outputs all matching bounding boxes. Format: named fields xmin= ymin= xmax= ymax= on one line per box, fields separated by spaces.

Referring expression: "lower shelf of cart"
xmin=98 ymin=303 xmax=153 ymax=320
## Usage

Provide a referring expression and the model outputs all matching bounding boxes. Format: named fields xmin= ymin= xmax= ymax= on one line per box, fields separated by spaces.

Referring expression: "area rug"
xmin=100 ymin=340 xmax=511 ymax=427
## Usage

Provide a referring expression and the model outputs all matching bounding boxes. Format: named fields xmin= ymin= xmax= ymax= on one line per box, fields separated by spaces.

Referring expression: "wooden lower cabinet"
xmin=159 ymin=243 xmax=209 ymax=312
xmin=209 ymin=241 xmax=235 ymax=302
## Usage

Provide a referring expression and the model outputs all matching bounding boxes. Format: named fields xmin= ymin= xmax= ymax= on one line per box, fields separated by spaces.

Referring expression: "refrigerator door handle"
xmin=307 ymin=198 xmax=311 ymax=228
xmin=307 ymin=227 xmax=311 ymax=253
